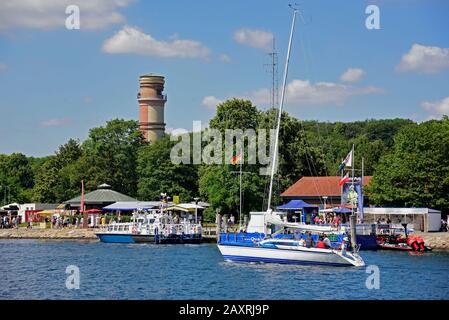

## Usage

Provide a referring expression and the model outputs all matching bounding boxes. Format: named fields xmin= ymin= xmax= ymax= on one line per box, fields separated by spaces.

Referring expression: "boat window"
xmin=272 ymin=241 xmax=297 ymax=246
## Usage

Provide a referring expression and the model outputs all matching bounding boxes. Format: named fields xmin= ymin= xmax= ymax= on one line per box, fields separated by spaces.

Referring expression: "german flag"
xmin=230 ymin=153 xmax=242 ymax=165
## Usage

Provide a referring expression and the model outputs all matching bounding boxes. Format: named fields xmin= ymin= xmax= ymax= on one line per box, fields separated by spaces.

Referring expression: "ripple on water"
xmin=0 ymin=240 xmax=448 ymax=300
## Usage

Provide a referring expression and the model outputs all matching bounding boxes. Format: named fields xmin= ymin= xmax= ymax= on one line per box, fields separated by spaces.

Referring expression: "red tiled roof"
xmin=281 ymin=176 xmax=373 ymax=197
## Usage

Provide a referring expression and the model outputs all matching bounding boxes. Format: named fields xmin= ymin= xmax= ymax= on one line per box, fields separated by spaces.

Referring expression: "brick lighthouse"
xmin=138 ymin=74 xmax=167 ymax=143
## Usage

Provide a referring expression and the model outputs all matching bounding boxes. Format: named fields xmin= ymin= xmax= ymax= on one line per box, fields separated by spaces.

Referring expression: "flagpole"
xmin=239 ymin=146 xmax=243 ymax=232
xmin=351 ymin=144 xmax=355 ymax=217
xmin=361 ymin=156 xmax=365 ymax=224
xmin=81 ymin=180 xmax=87 ymax=229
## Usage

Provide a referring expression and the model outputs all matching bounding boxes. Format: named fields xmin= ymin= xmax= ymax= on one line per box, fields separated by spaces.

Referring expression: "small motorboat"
xmin=376 ymin=224 xmax=432 ymax=252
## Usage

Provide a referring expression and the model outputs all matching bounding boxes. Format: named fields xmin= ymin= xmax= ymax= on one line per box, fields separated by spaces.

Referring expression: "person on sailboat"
xmin=316 ymin=236 xmax=326 ymax=249
xmin=323 ymin=235 xmax=332 ymax=248
xmin=305 ymin=232 xmax=315 ymax=248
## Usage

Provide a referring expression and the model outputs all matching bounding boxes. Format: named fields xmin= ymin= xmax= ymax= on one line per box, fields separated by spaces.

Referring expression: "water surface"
xmin=1 ymin=240 xmax=448 ymax=299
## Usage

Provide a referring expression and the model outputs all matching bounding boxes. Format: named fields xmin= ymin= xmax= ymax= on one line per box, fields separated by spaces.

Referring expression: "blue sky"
xmin=0 ymin=0 xmax=448 ymax=156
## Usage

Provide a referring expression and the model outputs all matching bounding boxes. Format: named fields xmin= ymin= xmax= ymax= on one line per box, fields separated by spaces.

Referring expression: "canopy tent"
xmin=103 ymin=201 xmax=167 ymax=211
xmin=277 ymin=200 xmax=318 ymax=210
xmin=332 ymin=207 xmax=352 ymax=214
xmin=36 ymin=210 xmax=56 ymax=216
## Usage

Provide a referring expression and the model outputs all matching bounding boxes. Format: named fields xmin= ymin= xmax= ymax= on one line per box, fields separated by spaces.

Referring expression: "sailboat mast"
xmin=266 ymin=8 xmax=298 ymax=211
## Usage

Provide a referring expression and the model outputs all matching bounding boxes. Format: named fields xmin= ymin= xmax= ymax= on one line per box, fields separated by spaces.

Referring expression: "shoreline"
xmin=0 ymin=227 xmax=218 ymax=243
xmin=0 ymin=228 xmax=447 ymax=250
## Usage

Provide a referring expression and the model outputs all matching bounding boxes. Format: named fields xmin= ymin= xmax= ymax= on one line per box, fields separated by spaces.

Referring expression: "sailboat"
xmin=216 ymin=8 xmax=365 ymax=267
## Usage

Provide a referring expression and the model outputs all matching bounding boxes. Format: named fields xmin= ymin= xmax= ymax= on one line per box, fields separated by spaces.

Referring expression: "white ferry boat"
xmin=96 ymin=210 xmax=202 ymax=244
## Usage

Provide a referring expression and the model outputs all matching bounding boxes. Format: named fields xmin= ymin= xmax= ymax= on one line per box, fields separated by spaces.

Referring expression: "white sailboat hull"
xmin=217 ymin=244 xmax=365 ymax=267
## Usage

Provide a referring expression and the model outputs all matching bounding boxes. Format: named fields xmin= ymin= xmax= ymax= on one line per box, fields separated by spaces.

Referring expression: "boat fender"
xmin=419 ymin=242 xmax=426 ymax=251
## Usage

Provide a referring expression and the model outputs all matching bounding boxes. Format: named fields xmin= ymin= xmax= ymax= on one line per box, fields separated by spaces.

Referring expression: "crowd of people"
xmin=0 ymin=215 xmax=22 ymax=229
xmin=0 ymin=213 xmax=122 ymax=230
xmin=310 ymin=211 xmax=343 ymax=226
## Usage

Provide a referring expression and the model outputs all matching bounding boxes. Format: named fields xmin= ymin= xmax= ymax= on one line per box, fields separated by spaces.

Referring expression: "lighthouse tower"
xmin=138 ymin=74 xmax=167 ymax=143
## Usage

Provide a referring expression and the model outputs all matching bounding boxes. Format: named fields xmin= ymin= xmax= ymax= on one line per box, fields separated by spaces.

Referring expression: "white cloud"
xmin=202 ymin=96 xmax=223 ymax=109
xmin=289 ymin=80 xmax=382 ymax=105
xmin=396 ymin=43 xmax=449 ymax=74
xmin=340 ymin=68 xmax=365 ymax=83
xmin=102 ymin=26 xmax=211 ymax=60
xmin=421 ymin=96 xmax=449 ymax=117
xmin=0 ymin=0 xmax=133 ymax=31
xmin=40 ymin=118 xmax=69 ymax=127
xmin=219 ymin=53 xmax=232 ymax=63
xmin=206 ymin=79 xmax=383 ymax=108
xmin=234 ymin=28 xmax=273 ymax=51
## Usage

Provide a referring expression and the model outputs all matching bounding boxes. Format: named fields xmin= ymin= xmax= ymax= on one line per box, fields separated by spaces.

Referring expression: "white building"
xmin=363 ymin=207 xmax=442 ymax=232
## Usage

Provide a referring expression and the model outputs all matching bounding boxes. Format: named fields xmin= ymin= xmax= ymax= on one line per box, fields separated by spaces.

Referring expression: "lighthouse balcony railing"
xmin=138 ymin=94 xmax=167 ymax=101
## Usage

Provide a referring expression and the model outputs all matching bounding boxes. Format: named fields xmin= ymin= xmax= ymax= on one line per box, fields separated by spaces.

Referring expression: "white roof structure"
xmin=164 ymin=203 xmax=205 ymax=212
xmin=103 ymin=201 xmax=165 ymax=211
xmin=364 ymin=207 xmax=441 ymax=215
xmin=364 ymin=207 xmax=442 ymax=232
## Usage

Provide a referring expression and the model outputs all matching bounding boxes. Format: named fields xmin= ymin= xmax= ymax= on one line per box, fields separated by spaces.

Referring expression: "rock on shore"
xmin=414 ymin=232 xmax=449 ymax=251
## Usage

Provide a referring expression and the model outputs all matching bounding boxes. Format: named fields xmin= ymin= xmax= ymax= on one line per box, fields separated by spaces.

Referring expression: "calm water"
xmin=1 ymin=240 xmax=448 ymax=300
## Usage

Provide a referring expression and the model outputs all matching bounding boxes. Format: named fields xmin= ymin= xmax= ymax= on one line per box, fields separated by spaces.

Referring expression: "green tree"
xmin=137 ymin=135 xmax=199 ymax=202
xmin=209 ymin=98 xmax=260 ymax=132
xmin=82 ymin=119 xmax=145 ymax=196
xmin=0 ymin=153 xmax=34 ymax=203
xmin=367 ymin=118 xmax=449 ymax=213
xmin=32 ymin=139 xmax=84 ymax=202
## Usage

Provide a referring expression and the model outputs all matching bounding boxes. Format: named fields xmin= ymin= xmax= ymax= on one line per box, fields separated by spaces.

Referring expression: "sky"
xmin=0 ymin=0 xmax=448 ymax=157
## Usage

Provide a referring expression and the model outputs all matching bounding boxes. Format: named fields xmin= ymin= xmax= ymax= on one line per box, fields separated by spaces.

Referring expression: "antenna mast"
xmin=267 ymin=38 xmax=279 ymax=108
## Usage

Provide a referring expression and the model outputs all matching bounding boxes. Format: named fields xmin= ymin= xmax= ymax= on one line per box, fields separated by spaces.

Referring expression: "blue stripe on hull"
xmin=96 ymin=234 xmax=135 ymax=243
xmin=222 ymin=255 xmax=349 ymax=267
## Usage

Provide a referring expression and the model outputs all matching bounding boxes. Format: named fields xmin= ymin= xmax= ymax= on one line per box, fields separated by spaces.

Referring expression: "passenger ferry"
xmin=96 ymin=210 xmax=202 ymax=244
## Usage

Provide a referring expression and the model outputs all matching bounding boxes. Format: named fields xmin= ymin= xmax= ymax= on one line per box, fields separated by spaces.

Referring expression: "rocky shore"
xmin=0 ymin=227 xmax=98 ymax=240
xmin=414 ymin=232 xmax=449 ymax=251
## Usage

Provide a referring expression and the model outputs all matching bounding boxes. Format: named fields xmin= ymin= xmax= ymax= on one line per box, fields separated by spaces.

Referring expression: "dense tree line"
xmin=1 ymin=99 xmax=446 ymax=220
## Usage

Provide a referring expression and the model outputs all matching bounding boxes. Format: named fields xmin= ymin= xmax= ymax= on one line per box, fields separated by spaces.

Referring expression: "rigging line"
xmin=296 ymin=21 xmax=337 ymax=208
xmin=296 ymin=123 xmax=324 ymax=207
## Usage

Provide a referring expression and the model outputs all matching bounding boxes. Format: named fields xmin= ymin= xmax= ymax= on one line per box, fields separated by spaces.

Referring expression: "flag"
xmin=338 ymin=149 xmax=353 ymax=172
xmin=230 ymin=153 xmax=242 ymax=165
xmin=339 ymin=172 xmax=350 ymax=186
